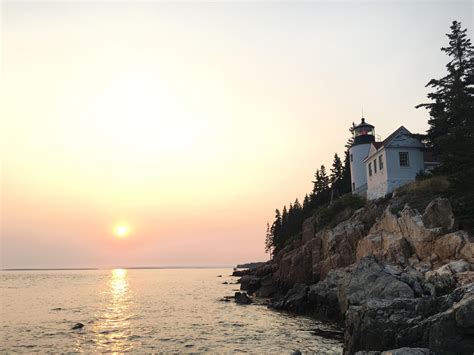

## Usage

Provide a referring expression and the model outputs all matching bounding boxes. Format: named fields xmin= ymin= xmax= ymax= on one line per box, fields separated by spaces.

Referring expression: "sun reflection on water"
xmin=91 ymin=268 xmax=134 ymax=352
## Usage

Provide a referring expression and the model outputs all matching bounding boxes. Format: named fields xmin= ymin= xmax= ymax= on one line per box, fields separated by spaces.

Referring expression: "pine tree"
xmin=341 ymin=150 xmax=352 ymax=194
xmin=416 ymin=21 xmax=474 ymax=180
xmin=416 ymin=20 xmax=474 ymax=230
xmin=330 ymin=153 xmax=344 ymax=195
xmin=264 ymin=222 xmax=272 ymax=254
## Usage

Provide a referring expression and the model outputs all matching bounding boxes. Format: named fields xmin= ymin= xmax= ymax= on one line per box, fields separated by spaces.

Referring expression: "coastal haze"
xmin=1 ymin=2 xmax=472 ymax=269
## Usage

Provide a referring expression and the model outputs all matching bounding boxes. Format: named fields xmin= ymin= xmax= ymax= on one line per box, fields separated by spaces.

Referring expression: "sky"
xmin=1 ymin=1 xmax=472 ymax=269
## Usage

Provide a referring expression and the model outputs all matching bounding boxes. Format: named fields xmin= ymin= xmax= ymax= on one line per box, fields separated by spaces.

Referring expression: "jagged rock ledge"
xmin=233 ymin=197 xmax=474 ymax=355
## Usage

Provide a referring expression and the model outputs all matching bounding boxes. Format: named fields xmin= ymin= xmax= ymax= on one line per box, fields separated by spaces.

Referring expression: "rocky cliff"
xmin=237 ymin=195 xmax=474 ymax=354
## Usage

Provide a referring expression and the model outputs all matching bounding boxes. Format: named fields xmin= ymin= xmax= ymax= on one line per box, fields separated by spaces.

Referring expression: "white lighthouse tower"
xmin=349 ymin=117 xmax=375 ymax=196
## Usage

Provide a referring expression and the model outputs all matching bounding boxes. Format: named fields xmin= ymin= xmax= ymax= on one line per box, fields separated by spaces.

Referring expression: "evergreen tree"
xmin=264 ymin=222 xmax=272 ymax=254
xmin=416 ymin=21 xmax=474 ymax=180
xmin=330 ymin=153 xmax=344 ymax=194
xmin=341 ymin=150 xmax=352 ymax=194
xmin=416 ymin=20 xmax=474 ymax=229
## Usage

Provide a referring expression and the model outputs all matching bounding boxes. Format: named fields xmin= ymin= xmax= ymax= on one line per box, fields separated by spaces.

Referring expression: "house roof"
xmin=363 ymin=126 xmax=423 ymax=162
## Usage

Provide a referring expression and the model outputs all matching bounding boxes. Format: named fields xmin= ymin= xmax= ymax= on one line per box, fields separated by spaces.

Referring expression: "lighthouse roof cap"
xmin=354 ymin=117 xmax=374 ymax=129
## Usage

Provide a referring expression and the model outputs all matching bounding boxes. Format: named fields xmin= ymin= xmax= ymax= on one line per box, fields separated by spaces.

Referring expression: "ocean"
xmin=0 ymin=268 xmax=342 ymax=353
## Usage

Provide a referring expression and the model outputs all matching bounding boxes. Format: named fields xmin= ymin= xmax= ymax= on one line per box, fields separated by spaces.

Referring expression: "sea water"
xmin=0 ymin=268 xmax=342 ymax=352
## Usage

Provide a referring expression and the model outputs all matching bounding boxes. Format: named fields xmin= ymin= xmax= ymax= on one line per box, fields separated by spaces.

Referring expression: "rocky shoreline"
xmin=232 ymin=196 xmax=474 ymax=354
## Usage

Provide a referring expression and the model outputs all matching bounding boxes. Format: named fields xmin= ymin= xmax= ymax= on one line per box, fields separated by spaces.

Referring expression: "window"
xmin=399 ymin=152 xmax=409 ymax=167
xmin=350 ymin=154 xmax=353 ymax=162
xmin=379 ymin=155 xmax=384 ymax=170
xmin=373 ymin=159 xmax=377 ymax=173
xmin=352 ymin=182 xmax=355 ymax=191
xmin=368 ymin=163 xmax=372 ymax=176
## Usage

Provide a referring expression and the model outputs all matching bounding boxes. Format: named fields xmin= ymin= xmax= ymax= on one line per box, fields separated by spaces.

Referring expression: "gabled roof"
xmin=363 ymin=126 xmax=423 ymax=162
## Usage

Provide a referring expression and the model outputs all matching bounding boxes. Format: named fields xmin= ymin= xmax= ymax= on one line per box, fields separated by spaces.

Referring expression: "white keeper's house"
xmin=349 ymin=117 xmax=438 ymax=200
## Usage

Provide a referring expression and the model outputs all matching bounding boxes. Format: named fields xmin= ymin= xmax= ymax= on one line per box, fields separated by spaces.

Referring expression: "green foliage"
xmin=416 ymin=20 xmax=474 ymax=231
xmin=313 ymin=194 xmax=365 ymax=230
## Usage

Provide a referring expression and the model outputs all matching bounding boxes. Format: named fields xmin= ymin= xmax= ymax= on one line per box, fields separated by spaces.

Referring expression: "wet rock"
xmin=234 ymin=292 xmax=252 ymax=305
xmin=271 ymin=283 xmax=309 ymax=313
xmin=307 ymin=268 xmax=348 ymax=319
xmin=218 ymin=296 xmax=233 ymax=302
xmin=239 ymin=275 xmax=261 ymax=295
xmin=232 ymin=269 xmax=252 ymax=277
xmin=71 ymin=323 xmax=84 ymax=330
xmin=222 ymin=281 xmax=229 ymax=284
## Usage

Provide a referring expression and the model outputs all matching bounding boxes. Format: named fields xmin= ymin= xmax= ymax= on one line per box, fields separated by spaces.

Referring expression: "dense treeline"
xmin=416 ymin=21 xmax=474 ymax=230
xmin=265 ymin=146 xmax=352 ymax=255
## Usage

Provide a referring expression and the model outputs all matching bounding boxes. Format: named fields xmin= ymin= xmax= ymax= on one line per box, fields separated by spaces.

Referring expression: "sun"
xmin=114 ymin=224 xmax=130 ymax=239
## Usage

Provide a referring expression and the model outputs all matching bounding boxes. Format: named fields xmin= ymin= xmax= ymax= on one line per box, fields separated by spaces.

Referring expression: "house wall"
xmin=366 ymin=150 xmax=388 ymax=200
xmin=349 ymin=143 xmax=371 ymax=195
xmin=366 ymin=147 xmax=424 ymax=200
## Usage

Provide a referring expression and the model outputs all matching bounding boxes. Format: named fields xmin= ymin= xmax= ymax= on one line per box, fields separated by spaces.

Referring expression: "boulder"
xmin=234 ymin=292 xmax=252 ymax=305
xmin=240 ymin=275 xmax=261 ymax=294
xmin=307 ymin=268 xmax=349 ymax=319
xmin=398 ymin=207 xmax=438 ymax=261
xmin=381 ymin=234 xmax=412 ymax=264
xmin=459 ymin=241 xmax=474 ymax=263
xmin=453 ymin=289 xmax=474 ymax=328
xmin=356 ymin=234 xmax=381 ymax=260
xmin=71 ymin=323 xmax=84 ymax=330
xmin=271 ymin=283 xmax=309 ymax=313
xmin=337 ymin=257 xmax=415 ymax=313
xmin=422 ymin=197 xmax=455 ymax=232
xmin=433 ymin=231 xmax=466 ymax=261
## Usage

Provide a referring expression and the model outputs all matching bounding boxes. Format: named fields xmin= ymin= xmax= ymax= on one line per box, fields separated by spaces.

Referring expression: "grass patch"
xmin=391 ymin=175 xmax=451 ymax=214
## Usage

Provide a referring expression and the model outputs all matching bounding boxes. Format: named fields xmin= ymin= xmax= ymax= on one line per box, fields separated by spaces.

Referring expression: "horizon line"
xmin=1 ymin=265 xmax=239 ymax=271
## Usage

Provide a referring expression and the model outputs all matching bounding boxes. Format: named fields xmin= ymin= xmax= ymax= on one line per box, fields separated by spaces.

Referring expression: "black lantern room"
xmin=352 ymin=118 xmax=375 ymax=146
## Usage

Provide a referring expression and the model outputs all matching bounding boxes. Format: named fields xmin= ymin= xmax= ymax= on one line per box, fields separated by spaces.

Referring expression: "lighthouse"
xmin=349 ymin=117 xmax=375 ymax=196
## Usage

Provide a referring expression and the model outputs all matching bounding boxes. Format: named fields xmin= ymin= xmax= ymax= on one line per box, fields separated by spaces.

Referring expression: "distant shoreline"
xmin=1 ymin=266 xmax=235 ymax=271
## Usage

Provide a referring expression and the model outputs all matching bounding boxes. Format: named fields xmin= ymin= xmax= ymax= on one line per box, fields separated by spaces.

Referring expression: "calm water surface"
xmin=0 ymin=268 xmax=342 ymax=352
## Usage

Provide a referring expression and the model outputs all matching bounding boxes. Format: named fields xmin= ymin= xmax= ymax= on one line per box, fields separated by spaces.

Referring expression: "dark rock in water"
xmin=219 ymin=296 xmax=233 ymax=302
xmin=217 ymin=275 xmax=222 ymax=277
xmin=236 ymin=262 xmax=266 ymax=269
xmin=240 ymin=275 xmax=261 ymax=295
xmin=222 ymin=281 xmax=229 ymax=284
xmin=291 ymin=350 xmax=302 ymax=355
xmin=234 ymin=292 xmax=252 ymax=305
xmin=51 ymin=307 xmax=63 ymax=311
xmin=232 ymin=269 xmax=252 ymax=277
xmin=271 ymin=283 xmax=309 ymax=313
xmin=310 ymin=328 xmax=344 ymax=341
xmin=71 ymin=323 xmax=84 ymax=330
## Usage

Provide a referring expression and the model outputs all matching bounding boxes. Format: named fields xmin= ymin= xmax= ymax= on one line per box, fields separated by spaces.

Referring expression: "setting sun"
xmin=114 ymin=225 xmax=130 ymax=238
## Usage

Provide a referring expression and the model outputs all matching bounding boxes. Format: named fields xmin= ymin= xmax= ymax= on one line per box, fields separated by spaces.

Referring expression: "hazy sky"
xmin=1 ymin=1 xmax=472 ymax=269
